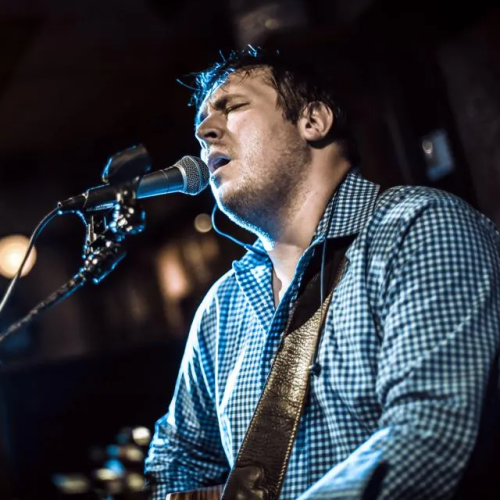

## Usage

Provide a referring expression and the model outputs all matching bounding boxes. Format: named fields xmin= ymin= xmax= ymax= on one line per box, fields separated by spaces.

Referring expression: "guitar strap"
xmin=221 ymin=233 xmax=356 ymax=500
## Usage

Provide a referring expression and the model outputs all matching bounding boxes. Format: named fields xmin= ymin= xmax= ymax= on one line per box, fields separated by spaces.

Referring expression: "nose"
xmin=195 ymin=115 xmax=224 ymax=148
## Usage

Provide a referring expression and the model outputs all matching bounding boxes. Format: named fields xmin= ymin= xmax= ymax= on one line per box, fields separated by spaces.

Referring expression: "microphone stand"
xmin=0 ymin=144 xmax=150 ymax=346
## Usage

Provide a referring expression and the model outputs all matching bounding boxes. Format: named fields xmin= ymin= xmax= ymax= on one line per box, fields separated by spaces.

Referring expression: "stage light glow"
xmin=194 ymin=213 xmax=212 ymax=233
xmin=156 ymin=246 xmax=190 ymax=300
xmin=132 ymin=426 xmax=151 ymax=446
xmin=0 ymin=235 xmax=37 ymax=278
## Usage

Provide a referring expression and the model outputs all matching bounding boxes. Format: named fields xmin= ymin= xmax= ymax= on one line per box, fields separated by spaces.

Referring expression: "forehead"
xmin=196 ymin=68 xmax=276 ymax=124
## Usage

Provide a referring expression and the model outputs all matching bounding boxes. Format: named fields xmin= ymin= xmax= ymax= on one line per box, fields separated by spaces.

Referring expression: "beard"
xmin=212 ymin=137 xmax=312 ymax=239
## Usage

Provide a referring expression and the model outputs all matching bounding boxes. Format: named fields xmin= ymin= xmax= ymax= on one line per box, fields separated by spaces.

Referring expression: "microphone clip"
xmin=101 ymin=143 xmax=151 ymax=185
xmin=78 ymin=144 xmax=151 ymax=284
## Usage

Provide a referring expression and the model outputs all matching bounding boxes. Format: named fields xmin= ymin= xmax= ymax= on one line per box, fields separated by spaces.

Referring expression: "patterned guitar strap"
xmin=221 ymin=234 xmax=356 ymax=500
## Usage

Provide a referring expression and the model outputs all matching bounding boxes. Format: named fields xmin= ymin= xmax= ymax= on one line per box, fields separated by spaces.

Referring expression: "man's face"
xmin=195 ymin=68 xmax=311 ymax=231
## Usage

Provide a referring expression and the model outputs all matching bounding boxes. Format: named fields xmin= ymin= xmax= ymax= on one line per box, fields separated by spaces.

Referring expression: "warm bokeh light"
xmin=0 ymin=234 xmax=37 ymax=278
xmin=156 ymin=246 xmax=191 ymax=300
xmin=131 ymin=426 xmax=151 ymax=446
xmin=52 ymin=474 xmax=90 ymax=495
xmin=194 ymin=213 xmax=212 ymax=233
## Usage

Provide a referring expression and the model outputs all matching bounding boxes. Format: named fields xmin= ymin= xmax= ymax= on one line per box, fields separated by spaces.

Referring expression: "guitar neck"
xmin=166 ymin=484 xmax=223 ymax=500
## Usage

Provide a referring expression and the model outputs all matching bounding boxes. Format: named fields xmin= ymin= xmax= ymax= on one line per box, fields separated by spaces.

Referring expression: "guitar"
xmin=166 ymin=484 xmax=223 ymax=499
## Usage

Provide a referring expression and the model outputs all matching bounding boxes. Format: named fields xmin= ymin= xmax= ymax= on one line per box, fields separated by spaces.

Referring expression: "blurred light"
xmin=156 ymin=246 xmax=191 ymax=300
xmin=194 ymin=213 xmax=212 ymax=233
xmin=0 ymin=234 xmax=37 ymax=278
xmin=52 ymin=473 xmax=90 ymax=494
xmin=126 ymin=282 xmax=150 ymax=323
xmin=132 ymin=426 xmax=151 ymax=446
xmin=126 ymin=472 xmax=146 ymax=491
xmin=94 ymin=468 xmax=119 ymax=482
xmin=106 ymin=444 xmax=144 ymax=462
xmin=264 ymin=17 xmax=280 ymax=29
xmin=230 ymin=0 xmax=308 ymax=47
xmin=421 ymin=129 xmax=455 ymax=182
xmin=103 ymin=458 xmax=126 ymax=475
xmin=422 ymin=139 xmax=434 ymax=155
xmin=201 ymin=234 xmax=220 ymax=262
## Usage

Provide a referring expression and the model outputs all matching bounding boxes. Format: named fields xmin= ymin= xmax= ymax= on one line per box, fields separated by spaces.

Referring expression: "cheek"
xmin=245 ymin=131 xmax=267 ymax=160
xmin=238 ymin=124 xmax=265 ymax=150
xmin=229 ymin=117 xmax=273 ymax=164
xmin=230 ymin=116 xmax=266 ymax=146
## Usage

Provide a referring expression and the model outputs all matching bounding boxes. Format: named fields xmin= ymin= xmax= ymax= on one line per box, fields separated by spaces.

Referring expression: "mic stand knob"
xmin=80 ymin=184 xmax=146 ymax=285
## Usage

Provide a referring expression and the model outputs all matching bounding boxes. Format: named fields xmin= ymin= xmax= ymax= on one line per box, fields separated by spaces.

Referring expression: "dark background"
xmin=0 ymin=0 xmax=499 ymax=497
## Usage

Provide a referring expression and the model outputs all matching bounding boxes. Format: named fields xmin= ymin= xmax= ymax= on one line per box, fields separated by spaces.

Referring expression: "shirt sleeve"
xmin=299 ymin=196 xmax=500 ymax=499
xmin=144 ymin=296 xmax=229 ymax=499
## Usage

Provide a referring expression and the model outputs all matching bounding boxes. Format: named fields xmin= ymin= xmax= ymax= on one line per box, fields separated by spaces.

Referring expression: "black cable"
xmin=0 ymin=208 xmax=85 ymax=317
xmin=312 ymin=196 xmax=337 ymax=375
xmin=211 ymin=204 xmax=267 ymax=258
xmin=319 ymin=199 xmax=336 ymax=306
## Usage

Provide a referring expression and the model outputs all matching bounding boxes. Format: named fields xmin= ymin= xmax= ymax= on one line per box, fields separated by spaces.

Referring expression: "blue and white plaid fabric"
xmin=145 ymin=169 xmax=500 ymax=499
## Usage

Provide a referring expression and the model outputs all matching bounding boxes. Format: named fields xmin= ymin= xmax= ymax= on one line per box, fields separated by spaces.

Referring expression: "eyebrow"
xmin=196 ymin=93 xmax=248 ymax=126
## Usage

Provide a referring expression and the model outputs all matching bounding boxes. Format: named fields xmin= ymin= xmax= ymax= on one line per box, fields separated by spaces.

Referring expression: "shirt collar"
xmin=313 ymin=167 xmax=380 ymax=243
xmin=235 ymin=168 xmax=380 ymax=270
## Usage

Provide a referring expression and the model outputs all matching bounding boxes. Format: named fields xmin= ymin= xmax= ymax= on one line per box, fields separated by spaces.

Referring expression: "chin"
xmin=214 ymin=186 xmax=245 ymax=218
xmin=213 ymin=178 xmax=238 ymax=204
xmin=215 ymin=190 xmax=239 ymax=216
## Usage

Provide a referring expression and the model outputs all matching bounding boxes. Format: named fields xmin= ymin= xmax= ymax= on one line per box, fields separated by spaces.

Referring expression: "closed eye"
xmin=225 ymin=103 xmax=247 ymax=114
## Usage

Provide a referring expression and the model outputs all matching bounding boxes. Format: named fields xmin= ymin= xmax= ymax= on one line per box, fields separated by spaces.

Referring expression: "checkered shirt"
xmin=145 ymin=169 xmax=500 ymax=499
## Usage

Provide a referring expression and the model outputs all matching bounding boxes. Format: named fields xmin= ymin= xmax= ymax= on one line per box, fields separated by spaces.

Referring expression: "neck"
xmin=265 ymin=160 xmax=351 ymax=305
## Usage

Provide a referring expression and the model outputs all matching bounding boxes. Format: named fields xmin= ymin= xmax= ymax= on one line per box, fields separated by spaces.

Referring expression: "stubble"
xmin=215 ymin=128 xmax=312 ymax=240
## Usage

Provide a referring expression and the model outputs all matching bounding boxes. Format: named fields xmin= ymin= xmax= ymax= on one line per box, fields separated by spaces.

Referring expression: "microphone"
xmin=57 ymin=155 xmax=210 ymax=212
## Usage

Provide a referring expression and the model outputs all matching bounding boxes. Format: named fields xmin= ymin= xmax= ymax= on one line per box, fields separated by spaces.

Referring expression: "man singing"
xmin=145 ymin=47 xmax=500 ymax=499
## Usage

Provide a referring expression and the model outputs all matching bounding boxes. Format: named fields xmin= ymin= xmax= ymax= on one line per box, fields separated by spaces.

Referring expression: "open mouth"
xmin=211 ymin=157 xmax=231 ymax=172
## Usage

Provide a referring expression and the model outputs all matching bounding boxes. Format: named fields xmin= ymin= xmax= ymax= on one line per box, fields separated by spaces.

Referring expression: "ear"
xmin=298 ymin=102 xmax=334 ymax=142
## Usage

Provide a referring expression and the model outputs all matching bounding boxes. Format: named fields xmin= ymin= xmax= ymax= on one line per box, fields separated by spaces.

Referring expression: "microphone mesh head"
xmin=177 ymin=156 xmax=210 ymax=195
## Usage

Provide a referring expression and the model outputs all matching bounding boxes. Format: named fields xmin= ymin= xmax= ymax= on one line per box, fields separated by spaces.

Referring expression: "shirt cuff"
xmin=296 ymin=428 xmax=389 ymax=500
